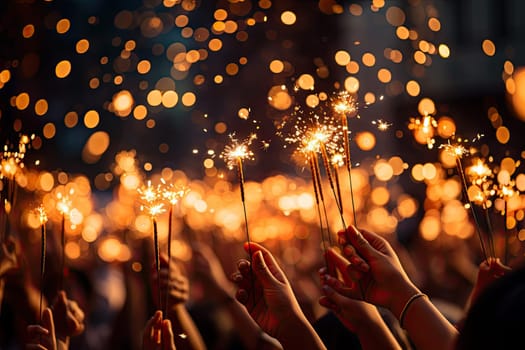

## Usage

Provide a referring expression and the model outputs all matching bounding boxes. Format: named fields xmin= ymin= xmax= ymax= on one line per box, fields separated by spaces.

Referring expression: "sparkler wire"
xmin=456 ymin=158 xmax=490 ymax=261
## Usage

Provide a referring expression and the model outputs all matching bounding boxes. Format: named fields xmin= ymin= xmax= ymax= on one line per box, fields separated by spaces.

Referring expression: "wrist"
xmin=389 ymin=281 xmax=421 ymax=320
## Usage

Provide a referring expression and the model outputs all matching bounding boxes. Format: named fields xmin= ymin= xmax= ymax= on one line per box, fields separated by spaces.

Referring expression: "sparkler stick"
xmin=333 ymin=92 xmax=359 ymax=226
xmin=161 ymin=180 xmax=188 ymax=316
xmin=504 ymin=199 xmax=509 ymax=264
xmin=319 ymin=143 xmax=347 ymax=230
xmin=312 ymin=151 xmax=333 ymax=246
xmin=332 ymin=155 xmax=344 ymax=214
xmin=481 ymin=202 xmax=496 ymax=259
xmin=56 ymin=192 xmax=72 ymax=291
xmin=445 ymin=145 xmax=490 ymax=261
xmin=221 ymin=133 xmax=256 ymax=303
xmin=139 ymin=181 xmax=165 ymax=311
xmin=152 ymin=217 xmax=161 ymax=311
xmin=221 ymin=134 xmax=255 ymax=250
xmin=309 ymin=152 xmax=329 ymax=266
xmin=36 ymin=205 xmax=48 ymax=323
xmin=500 ymin=184 xmax=515 ymax=264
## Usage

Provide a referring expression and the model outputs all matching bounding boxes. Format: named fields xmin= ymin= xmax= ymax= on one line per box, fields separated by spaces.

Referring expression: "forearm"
xmin=354 ymin=316 xmax=402 ymax=350
xmin=276 ymin=314 xmax=326 ymax=350
xmin=391 ymin=284 xmax=458 ymax=350
xmin=223 ymin=297 xmax=282 ymax=350
xmin=167 ymin=304 xmax=207 ymax=350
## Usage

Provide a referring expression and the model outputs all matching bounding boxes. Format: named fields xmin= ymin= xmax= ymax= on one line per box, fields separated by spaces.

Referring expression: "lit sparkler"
xmin=56 ymin=190 xmax=73 ymax=290
xmin=498 ymin=181 xmax=518 ymax=263
xmin=35 ymin=204 xmax=48 ymax=322
xmin=160 ymin=179 xmax=188 ymax=315
xmin=331 ymin=91 xmax=359 ymax=226
xmin=0 ymin=134 xmax=33 ymax=242
xmin=139 ymin=180 xmax=165 ymax=310
xmin=221 ymin=133 xmax=256 ymax=245
xmin=466 ymin=158 xmax=496 ymax=257
xmin=221 ymin=133 xmax=256 ymax=301
xmin=440 ymin=141 xmax=490 ymax=260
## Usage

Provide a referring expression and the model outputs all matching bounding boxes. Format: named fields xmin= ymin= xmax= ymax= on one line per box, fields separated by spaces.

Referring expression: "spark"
xmin=372 ymin=119 xmax=392 ymax=131
xmin=36 ymin=205 xmax=48 ymax=225
xmin=331 ymin=90 xmax=358 ymax=116
xmin=220 ymin=133 xmax=256 ymax=170
xmin=138 ymin=181 xmax=165 ymax=217
xmin=161 ymin=179 xmax=188 ymax=205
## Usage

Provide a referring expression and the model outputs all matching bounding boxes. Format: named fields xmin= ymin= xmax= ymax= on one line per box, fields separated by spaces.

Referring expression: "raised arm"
xmin=319 ymin=266 xmax=401 ymax=350
xmin=153 ymin=253 xmax=206 ymax=350
xmin=232 ymin=242 xmax=326 ymax=350
xmin=324 ymin=226 xmax=458 ymax=350
xmin=192 ymin=243 xmax=282 ymax=350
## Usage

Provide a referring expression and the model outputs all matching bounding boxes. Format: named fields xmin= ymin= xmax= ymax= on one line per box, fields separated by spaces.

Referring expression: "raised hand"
xmin=323 ymin=226 xmax=418 ymax=316
xmin=232 ymin=242 xmax=326 ymax=350
xmin=26 ymin=308 xmax=58 ymax=350
xmin=51 ymin=291 xmax=85 ymax=346
xmin=143 ymin=310 xmax=177 ymax=350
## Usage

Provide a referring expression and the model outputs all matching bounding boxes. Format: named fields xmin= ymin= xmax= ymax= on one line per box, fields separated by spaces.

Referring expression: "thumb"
xmin=347 ymin=226 xmax=381 ymax=261
xmin=43 ymin=308 xmax=55 ymax=339
xmin=252 ymin=250 xmax=281 ymax=289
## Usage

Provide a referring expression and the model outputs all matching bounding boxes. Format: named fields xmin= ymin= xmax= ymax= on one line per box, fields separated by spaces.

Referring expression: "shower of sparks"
xmin=220 ymin=133 xmax=256 ymax=170
xmin=161 ymin=180 xmax=188 ymax=205
xmin=138 ymin=181 xmax=166 ymax=218
xmin=372 ymin=119 xmax=393 ymax=131
xmin=467 ymin=159 xmax=493 ymax=185
xmin=36 ymin=205 xmax=48 ymax=225
xmin=499 ymin=183 xmax=517 ymax=200
xmin=439 ymin=142 xmax=469 ymax=159
xmin=0 ymin=134 xmax=33 ymax=180
xmin=331 ymin=153 xmax=345 ymax=167
xmin=331 ymin=90 xmax=358 ymax=117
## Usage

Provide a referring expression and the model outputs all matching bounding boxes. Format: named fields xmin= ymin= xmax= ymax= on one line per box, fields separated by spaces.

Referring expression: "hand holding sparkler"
xmin=143 ymin=311 xmax=177 ymax=350
xmin=232 ymin=242 xmax=327 ymax=350
xmin=323 ymin=226 xmax=458 ymax=350
xmin=26 ymin=308 xmax=57 ymax=350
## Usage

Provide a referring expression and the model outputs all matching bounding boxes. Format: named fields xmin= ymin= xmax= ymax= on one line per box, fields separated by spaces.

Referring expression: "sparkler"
xmin=221 ymin=133 xmax=256 ymax=246
xmin=440 ymin=142 xmax=490 ymax=260
xmin=303 ymin=127 xmax=346 ymax=233
xmin=499 ymin=183 xmax=516 ymax=264
xmin=56 ymin=191 xmax=73 ymax=291
xmin=139 ymin=181 xmax=165 ymax=311
xmin=221 ymin=133 xmax=256 ymax=300
xmin=332 ymin=91 xmax=359 ymax=226
xmin=466 ymin=159 xmax=496 ymax=258
xmin=160 ymin=179 xmax=188 ymax=315
xmin=0 ymin=134 xmax=32 ymax=242
xmin=36 ymin=205 xmax=48 ymax=323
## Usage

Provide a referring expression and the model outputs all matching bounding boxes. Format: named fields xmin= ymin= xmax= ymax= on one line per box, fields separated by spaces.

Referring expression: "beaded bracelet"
xmin=399 ymin=292 xmax=427 ymax=329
